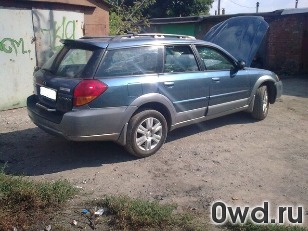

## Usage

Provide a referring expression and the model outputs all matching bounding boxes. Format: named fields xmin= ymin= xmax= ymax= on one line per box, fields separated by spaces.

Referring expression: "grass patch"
xmin=225 ymin=220 xmax=308 ymax=231
xmin=0 ymin=166 xmax=77 ymax=230
xmin=91 ymin=195 xmax=205 ymax=230
xmin=0 ymin=163 xmax=306 ymax=231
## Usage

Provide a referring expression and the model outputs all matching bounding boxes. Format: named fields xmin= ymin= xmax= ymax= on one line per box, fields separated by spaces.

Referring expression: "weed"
xmin=91 ymin=195 xmax=206 ymax=230
xmin=225 ymin=220 xmax=308 ymax=231
xmin=0 ymin=171 xmax=77 ymax=230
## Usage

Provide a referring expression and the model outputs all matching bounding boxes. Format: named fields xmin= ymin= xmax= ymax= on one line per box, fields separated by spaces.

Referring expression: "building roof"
xmin=15 ymin=0 xmax=112 ymax=8
xmin=149 ymin=8 xmax=308 ymax=25
xmin=282 ymin=7 xmax=308 ymax=15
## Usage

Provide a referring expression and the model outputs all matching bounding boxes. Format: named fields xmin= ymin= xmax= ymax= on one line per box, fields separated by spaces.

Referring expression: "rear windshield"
xmin=42 ymin=45 xmax=102 ymax=78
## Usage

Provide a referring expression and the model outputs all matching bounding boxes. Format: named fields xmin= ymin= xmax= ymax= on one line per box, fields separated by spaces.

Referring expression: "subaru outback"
xmin=27 ymin=16 xmax=283 ymax=157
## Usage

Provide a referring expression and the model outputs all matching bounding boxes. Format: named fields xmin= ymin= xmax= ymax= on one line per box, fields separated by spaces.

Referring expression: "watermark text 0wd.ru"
xmin=211 ymin=201 xmax=304 ymax=225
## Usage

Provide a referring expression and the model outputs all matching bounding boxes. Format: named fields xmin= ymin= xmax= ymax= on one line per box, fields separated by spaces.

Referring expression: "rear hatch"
xmin=33 ymin=41 xmax=105 ymax=118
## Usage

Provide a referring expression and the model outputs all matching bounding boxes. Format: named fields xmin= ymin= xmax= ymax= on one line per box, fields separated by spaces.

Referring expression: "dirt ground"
xmin=0 ymin=77 xmax=307 ymax=227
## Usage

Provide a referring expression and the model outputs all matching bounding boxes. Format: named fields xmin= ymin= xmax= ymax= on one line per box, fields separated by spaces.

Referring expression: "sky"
xmin=209 ymin=0 xmax=308 ymax=15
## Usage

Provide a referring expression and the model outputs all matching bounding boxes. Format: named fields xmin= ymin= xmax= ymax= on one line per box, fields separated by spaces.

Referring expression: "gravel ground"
xmin=0 ymin=77 xmax=307 ymax=227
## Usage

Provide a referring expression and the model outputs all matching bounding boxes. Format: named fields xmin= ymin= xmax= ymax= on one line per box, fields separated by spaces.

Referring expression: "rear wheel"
xmin=125 ymin=110 xmax=168 ymax=158
xmin=251 ymin=85 xmax=269 ymax=120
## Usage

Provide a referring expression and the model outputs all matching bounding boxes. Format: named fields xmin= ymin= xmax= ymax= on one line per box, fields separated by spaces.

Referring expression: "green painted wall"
xmin=160 ymin=23 xmax=195 ymax=36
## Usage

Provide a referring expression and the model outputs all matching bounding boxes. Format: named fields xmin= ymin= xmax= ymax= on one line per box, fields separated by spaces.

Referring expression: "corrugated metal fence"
xmin=0 ymin=7 xmax=84 ymax=111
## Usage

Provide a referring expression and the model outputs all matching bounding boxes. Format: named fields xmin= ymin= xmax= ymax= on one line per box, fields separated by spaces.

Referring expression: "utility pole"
xmin=117 ymin=0 xmax=119 ymax=16
xmin=218 ymin=0 xmax=221 ymax=15
xmin=295 ymin=0 xmax=298 ymax=8
xmin=256 ymin=2 xmax=259 ymax=13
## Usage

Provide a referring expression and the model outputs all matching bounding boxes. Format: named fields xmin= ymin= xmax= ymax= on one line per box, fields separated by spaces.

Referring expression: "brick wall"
xmin=84 ymin=0 xmax=109 ymax=36
xmin=265 ymin=14 xmax=306 ymax=75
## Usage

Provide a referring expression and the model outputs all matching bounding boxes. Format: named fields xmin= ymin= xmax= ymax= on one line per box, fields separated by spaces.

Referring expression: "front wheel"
xmin=251 ymin=85 xmax=269 ymax=120
xmin=125 ymin=110 xmax=168 ymax=158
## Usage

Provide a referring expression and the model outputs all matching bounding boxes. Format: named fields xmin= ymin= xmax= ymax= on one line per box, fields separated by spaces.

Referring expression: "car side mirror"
xmin=237 ymin=60 xmax=246 ymax=69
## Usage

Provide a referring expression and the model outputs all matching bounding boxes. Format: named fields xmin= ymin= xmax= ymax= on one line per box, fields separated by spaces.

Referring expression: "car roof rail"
xmin=110 ymin=33 xmax=196 ymax=41
xmin=80 ymin=36 xmax=114 ymax=39
xmin=79 ymin=34 xmax=196 ymax=41
xmin=139 ymin=33 xmax=196 ymax=40
xmin=109 ymin=33 xmax=140 ymax=41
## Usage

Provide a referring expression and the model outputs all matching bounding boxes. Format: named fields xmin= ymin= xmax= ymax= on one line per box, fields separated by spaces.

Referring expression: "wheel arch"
xmin=250 ymin=76 xmax=278 ymax=104
xmin=116 ymin=93 xmax=176 ymax=145
xmin=261 ymin=81 xmax=277 ymax=104
xmin=135 ymin=102 xmax=172 ymax=131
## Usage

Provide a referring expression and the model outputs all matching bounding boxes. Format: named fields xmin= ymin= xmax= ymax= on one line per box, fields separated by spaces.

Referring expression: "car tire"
xmin=251 ymin=85 xmax=269 ymax=120
xmin=125 ymin=110 xmax=168 ymax=158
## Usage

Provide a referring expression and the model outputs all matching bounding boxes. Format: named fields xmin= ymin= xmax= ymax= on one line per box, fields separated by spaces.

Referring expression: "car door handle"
xmin=212 ymin=77 xmax=220 ymax=82
xmin=164 ymin=81 xmax=174 ymax=87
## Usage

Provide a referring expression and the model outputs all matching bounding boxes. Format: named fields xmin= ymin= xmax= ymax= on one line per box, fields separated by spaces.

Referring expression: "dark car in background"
xmin=27 ymin=16 xmax=282 ymax=157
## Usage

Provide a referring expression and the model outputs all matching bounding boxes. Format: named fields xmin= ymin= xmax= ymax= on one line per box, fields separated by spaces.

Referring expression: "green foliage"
xmin=107 ymin=0 xmax=214 ymax=35
xmin=0 ymin=173 xmax=77 ymax=209
xmin=108 ymin=0 xmax=156 ymax=35
xmin=101 ymin=195 xmax=175 ymax=228
xmin=92 ymin=195 xmax=205 ymax=230
xmin=144 ymin=0 xmax=214 ymax=18
xmin=110 ymin=11 xmax=123 ymax=35
xmin=0 ymin=171 xmax=77 ymax=230
xmin=225 ymin=220 xmax=308 ymax=231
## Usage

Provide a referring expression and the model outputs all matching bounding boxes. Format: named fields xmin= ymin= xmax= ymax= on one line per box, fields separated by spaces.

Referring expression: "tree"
xmin=144 ymin=0 xmax=214 ymax=18
xmin=106 ymin=0 xmax=214 ymax=35
xmin=107 ymin=0 xmax=156 ymax=35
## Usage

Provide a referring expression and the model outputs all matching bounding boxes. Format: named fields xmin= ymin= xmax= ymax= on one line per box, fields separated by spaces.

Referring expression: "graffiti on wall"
xmin=0 ymin=37 xmax=31 ymax=55
xmin=0 ymin=17 xmax=77 ymax=56
xmin=32 ymin=9 xmax=84 ymax=66
xmin=40 ymin=16 xmax=76 ymax=52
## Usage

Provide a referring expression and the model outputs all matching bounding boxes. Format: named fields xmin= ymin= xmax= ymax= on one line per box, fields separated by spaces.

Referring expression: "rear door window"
xmin=164 ymin=46 xmax=199 ymax=73
xmin=96 ymin=46 xmax=159 ymax=77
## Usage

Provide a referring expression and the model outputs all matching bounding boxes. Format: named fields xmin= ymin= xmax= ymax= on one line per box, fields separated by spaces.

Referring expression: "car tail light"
xmin=73 ymin=80 xmax=108 ymax=106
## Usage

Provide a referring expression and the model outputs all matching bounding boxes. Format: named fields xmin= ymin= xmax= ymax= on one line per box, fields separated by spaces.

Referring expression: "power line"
xmin=226 ymin=0 xmax=255 ymax=9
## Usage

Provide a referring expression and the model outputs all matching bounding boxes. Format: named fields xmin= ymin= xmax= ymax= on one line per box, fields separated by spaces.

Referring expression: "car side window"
xmin=164 ymin=45 xmax=199 ymax=73
xmin=196 ymin=46 xmax=234 ymax=70
xmin=96 ymin=46 xmax=159 ymax=77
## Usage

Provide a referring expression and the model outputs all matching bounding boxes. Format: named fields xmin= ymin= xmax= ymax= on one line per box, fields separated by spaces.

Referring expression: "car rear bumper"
xmin=27 ymin=95 xmax=136 ymax=142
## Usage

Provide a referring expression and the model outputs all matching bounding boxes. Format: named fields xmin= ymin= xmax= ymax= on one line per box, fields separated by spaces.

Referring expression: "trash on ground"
xmin=44 ymin=225 xmax=51 ymax=231
xmin=94 ymin=208 xmax=104 ymax=216
xmin=71 ymin=220 xmax=78 ymax=226
xmin=81 ymin=209 xmax=90 ymax=214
